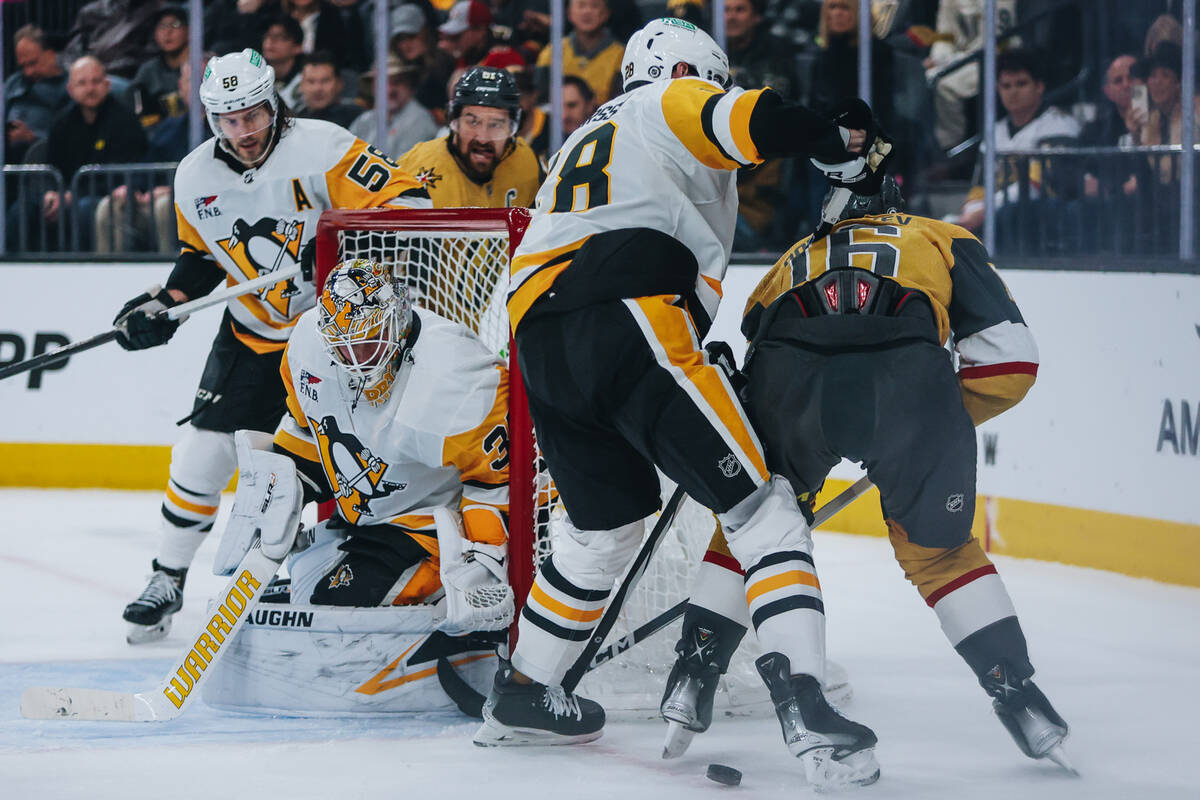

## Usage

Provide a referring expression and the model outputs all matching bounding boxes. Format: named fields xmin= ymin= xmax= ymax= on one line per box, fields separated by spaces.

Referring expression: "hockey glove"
xmin=299 ymin=238 xmax=317 ymax=284
xmin=113 ymin=285 xmax=184 ymax=351
xmin=810 ymin=99 xmax=894 ymax=193
xmin=434 ymin=507 xmax=514 ymax=635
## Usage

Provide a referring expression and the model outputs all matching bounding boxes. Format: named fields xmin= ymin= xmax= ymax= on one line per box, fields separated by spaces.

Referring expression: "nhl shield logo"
xmin=718 ymin=454 xmax=741 ymax=478
xmin=946 ymin=494 xmax=964 ymax=512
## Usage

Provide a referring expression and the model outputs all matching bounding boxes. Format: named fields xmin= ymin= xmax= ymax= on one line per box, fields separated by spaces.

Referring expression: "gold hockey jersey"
xmin=743 ymin=214 xmax=1039 ymax=425
xmin=274 ymin=307 xmax=510 ymax=549
xmin=396 ymin=136 xmax=541 ymax=210
xmin=172 ymin=119 xmax=430 ymax=353
xmin=508 ymin=78 xmax=769 ymax=334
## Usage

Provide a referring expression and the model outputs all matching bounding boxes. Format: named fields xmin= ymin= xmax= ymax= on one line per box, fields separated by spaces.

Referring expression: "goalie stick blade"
xmin=20 ymin=687 xmax=165 ymax=722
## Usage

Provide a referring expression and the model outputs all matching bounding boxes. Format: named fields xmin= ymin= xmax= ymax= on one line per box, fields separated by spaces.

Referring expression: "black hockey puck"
xmin=706 ymin=763 xmax=742 ymax=786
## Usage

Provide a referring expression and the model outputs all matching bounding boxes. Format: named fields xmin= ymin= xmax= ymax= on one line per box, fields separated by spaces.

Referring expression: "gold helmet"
xmin=317 ymin=259 xmax=412 ymax=388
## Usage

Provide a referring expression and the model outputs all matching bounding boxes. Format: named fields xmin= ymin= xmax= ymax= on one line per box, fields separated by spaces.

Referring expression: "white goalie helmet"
xmin=621 ymin=17 xmax=731 ymax=92
xmin=199 ymin=49 xmax=278 ymax=162
xmin=318 ymin=259 xmax=413 ymax=390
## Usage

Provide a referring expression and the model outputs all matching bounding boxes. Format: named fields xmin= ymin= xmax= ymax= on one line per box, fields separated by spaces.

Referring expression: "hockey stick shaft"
xmin=583 ymin=475 xmax=875 ymax=673
xmin=560 ymin=485 xmax=689 ymax=693
xmin=0 ymin=265 xmax=301 ymax=383
xmin=20 ymin=542 xmax=283 ymax=722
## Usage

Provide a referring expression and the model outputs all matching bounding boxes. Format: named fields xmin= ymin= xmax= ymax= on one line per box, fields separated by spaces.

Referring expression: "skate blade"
xmin=125 ymin=618 xmax=171 ymax=645
xmin=798 ymin=746 xmax=881 ymax=792
xmin=662 ymin=719 xmax=696 ymax=759
xmin=1044 ymin=744 xmax=1080 ymax=777
xmin=472 ymin=717 xmax=603 ymax=747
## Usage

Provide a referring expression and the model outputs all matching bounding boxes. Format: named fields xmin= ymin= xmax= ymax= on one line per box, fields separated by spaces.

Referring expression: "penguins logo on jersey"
xmin=328 ymin=564 xmax=354 ymax=589
xmin=311 ymin=415 xmax=406 ymax=523
xmin=216 ymin=216 xmax=306 ymax=318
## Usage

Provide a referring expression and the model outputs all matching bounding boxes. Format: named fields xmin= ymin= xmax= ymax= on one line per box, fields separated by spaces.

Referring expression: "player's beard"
xmin=459 ymin=138 xmax=502 ymax=182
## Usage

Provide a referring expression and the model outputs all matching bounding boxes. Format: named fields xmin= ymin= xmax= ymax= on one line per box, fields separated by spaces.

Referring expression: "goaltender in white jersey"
xmin=273 ymin=259 xmax=512 ymax=615
xmin=114 ymin=49 xmax=431 ymax=645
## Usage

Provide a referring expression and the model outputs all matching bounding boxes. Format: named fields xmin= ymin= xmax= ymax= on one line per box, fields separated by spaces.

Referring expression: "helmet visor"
xmin=209 ymin=102 xmax=276 ymax=165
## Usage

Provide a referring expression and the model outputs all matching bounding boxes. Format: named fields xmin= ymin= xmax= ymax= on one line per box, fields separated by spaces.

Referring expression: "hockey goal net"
xmin=314 ymin=208 xmax=767 ymax=712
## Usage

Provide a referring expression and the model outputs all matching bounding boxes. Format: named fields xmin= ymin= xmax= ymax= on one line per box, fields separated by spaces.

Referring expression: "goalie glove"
xmin=213 ymin=431 xmax=310 ymax=575
xmin=434 ymin=507 xmax=514 ymax=636
xmin=113 ymin=285 xmax=187 ymax=351
xmin=810 ymin=99 xmax=894 ymax=193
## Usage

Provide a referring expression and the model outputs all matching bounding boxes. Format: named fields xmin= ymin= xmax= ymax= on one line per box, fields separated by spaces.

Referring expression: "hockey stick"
xmin=583 ymin=475 xmax=875 ymax=674
xmin=0 ymin=264 xmax=301 ymax=383
xmin=20 ymin=540 xmax=284 ymax=722
xmin=560 ymin=485 xmax=690 ymax=693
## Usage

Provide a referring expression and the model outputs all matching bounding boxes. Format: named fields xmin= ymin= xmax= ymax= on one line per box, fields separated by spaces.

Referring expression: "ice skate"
xmin=122 ymin=560 xmax=187 ymax=644
xmin=474 ymin=659 xmax=605 ymax=746
xmin=659 ymin=621 xmax=727 ymax=758
xmin=756 ymin=652 xmax=880 ymax=790
xmin=982 ymin=662 xmax=1077 ymax=775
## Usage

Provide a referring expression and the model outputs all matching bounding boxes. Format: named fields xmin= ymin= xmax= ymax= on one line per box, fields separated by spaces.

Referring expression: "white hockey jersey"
xmin=507 ymin=78 xmax=769 ymax=333
xmin=273 ymin=307 xmax=510 ymax=549
xmin=173 ymin=118 xmax=430 ymax=353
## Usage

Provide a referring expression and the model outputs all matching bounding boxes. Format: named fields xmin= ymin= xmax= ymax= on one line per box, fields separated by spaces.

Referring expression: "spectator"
xmin=96 ymin=61 xmax=206 ymax=254
xmin=392 ymin=3 xmax=457 ymax=123
xmin=666 ymin=0 xmax=708 ymax=28
xmin=954 ymin=49 xmax=1080 ymax=239
xmin=262 ymin=17 xmax=306 ymax=109
xmin=560 ymin=74 xmax=596 ymax=138
xmin=726 ymin=0 xmax=797 ymax=99
xmin=40 ymin=56 xmax=148 ymax=249
xmin=1131 ymin=42 xmax=1200 ymax=185
xmin=204 ymin=0 xmax=277 ymax=55
xmin=924 ymin=0 xmax=1017 ymax=150
xmin=64 ymin=0 xmax=166 ymax=80
xmin=514 ymin=68 xmax=549 ymax=164
xmin=130 ymin=5 xmax=190 ymax=129
xmin=296 ymin=50 xmax=361 ymax=127
xmin=4 ymin=25 xmax=69 ymax=164
xmin=439 ymin=1 xmax=524 ymax=70
xmin=282 ymin=0 xmax=368 ymax=72
xmin=488 ymin=0 xmax=552 ymax=64
xmin=349 ymin=56 xmax=439 ymax=159
xmin=535 ymin=0 xmax=624 ymax=105
xmin=1080 ymin=55 xmax=1140 ymax=200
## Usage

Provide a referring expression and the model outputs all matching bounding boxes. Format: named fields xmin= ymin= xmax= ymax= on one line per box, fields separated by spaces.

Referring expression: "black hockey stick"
xmin=561 ymin=485 xmax=689 ymax=693
xmin=581 ymin=475 xmax=875 ymax=675
xmin=0 ymin=329 xmax=119 ymax=381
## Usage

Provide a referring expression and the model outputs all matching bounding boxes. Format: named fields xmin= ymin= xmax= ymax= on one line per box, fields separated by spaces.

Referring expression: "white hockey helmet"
xmin=199 ymin=49 xmax=279 ymax=163
xmin=318 ymin=260 xmax=413 ymax=392
xmin=621 ymin=17 xmax=731 ymax=92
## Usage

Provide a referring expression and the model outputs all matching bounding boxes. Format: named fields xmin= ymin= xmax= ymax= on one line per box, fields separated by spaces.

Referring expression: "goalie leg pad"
xmin=212 ymin=430 xmax=304 ymax=576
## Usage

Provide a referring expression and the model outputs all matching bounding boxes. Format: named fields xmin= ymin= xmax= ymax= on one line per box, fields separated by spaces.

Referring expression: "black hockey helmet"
xmin=449 ymin=66 xmax=522 ymax=127
xmin=821 ymin=174 xmax=904 ymax=225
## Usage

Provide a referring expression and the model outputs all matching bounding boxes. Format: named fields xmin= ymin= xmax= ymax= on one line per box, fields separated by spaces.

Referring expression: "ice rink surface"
xmin=1 ymin=489 xmax=1196 ymax=800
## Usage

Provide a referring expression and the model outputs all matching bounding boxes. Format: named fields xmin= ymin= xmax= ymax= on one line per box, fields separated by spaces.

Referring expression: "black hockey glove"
xmin=113 ymin=286 xmax=181 ymax=351
xmin=811 ymin=99 xmax=894 ymax=194
xmin=300 ymin=238 xmax=317 ymax=284
xmin=705 ymin=340 xmax=749 ymax=403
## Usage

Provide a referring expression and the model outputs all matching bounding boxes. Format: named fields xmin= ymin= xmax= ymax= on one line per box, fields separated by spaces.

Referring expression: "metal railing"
xmin=984 ymin=146 xmax=1199 ymax=260
xmin=4 ymin=164 xmax=65 ymax=253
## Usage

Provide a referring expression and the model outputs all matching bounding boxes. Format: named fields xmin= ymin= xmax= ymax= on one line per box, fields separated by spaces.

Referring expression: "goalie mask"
xmin=318 ymin=260 xmax=413 ymax=391
xmin=199 ymin=49 xmax=279 ymax=167
xmin=621 ymin=17 xmax=731 ymax=92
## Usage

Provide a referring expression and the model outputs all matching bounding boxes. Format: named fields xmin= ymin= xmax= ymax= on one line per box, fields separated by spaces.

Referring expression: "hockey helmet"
xmin=449 ymin=66 xmax=522 ymax=134
xmin=199 ymin=49 xmax=279 ymax=165
xmin=821 ymin=175 xmax=905 ymax=225
xmin=621 ymin=17 xmax=731 ymax=92
xmin=318 ymin=260 xmax=413 ymax=389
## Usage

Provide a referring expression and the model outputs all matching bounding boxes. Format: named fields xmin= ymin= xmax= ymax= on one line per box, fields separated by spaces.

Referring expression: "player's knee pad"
xmin=551 ymin=515 xmax=645 ymax=590
xmin=718 ymin=475 xmax=813 ymax=570
xmin=168 ymin=426 xmax=237 ymax=495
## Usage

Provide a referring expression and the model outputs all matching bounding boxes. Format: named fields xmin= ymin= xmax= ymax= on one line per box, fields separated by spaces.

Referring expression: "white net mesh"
xmin=330 ymin=214 xmax=767 ymax=713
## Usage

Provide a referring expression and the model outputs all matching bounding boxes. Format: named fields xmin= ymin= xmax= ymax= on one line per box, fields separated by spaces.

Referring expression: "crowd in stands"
xmin=2 ymin=0 xmax=1197 ymax=256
